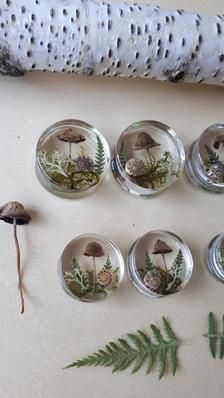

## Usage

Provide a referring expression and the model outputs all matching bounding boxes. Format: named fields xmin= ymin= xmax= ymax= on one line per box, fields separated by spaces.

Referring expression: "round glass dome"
xmin=36 ymin=119 xmax=110 ymax=198
xmin=128 ymin=230 xmax=193 ymax=298
xmin=186 ymin=124 xmax=224 ymax=192
xmin=58 ymin=233 xmax=124 ymax=302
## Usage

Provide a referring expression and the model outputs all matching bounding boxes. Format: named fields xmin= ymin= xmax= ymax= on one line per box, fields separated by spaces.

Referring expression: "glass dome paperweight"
xmin=206 ymin=233 xmax=224 ymax=282
xmin=36 ymin=119 xmax=110 ymax=198
xmin=59 ymin=234 xmax=124 ymax=302
xmin=128 ymin=230 xmax=193 ymax=298
xmin=111 ymin=121 xmax=185 ymax=197
xmin=186 ymin=124 xmax=224 ymax=193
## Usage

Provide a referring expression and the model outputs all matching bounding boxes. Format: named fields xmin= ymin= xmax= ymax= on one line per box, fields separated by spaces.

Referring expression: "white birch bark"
xmin=0 ymin=0 xmax=224 ymax=85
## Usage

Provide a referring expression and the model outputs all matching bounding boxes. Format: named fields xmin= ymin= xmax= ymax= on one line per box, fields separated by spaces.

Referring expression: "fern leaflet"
xmin=208 ymin=312 xmax=217 ymax=358
xmin=145 ymin=250 xmax=153 ymax=271
xmin=220 ymin=315 xmax=224 ymax=359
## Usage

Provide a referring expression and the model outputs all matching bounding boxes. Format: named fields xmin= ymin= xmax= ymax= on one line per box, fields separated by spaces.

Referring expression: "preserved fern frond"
xmin=94 ymin=136 xmax=105 ymax=175
xmin=208 ymin=312 xmax=217 ymax=358
xmin=65 ymin=317 xmax=179 ymax=379
xmin=220 ymin=315 xmax=224 ymax=359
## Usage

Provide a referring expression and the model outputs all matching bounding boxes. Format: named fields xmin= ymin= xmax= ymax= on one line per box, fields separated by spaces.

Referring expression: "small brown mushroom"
xmin=152 ymin=239 xmax=173 ymax=273
xmin=0 ymin=201 xmax=31 ymax=314
xmin=213 ymin=134 xmax=224 ymax=150
xmin=57 ymin=128 xmax=86 ymax=158
xmin=84 ymin=242 xmax=104 ymax=292
xmin=133 ymin=132 xmax=160 ymax=164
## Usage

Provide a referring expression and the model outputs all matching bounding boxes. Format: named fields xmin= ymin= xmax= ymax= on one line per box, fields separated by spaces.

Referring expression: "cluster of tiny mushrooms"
xmin=0 ymin=202 xmax=31 ymax=314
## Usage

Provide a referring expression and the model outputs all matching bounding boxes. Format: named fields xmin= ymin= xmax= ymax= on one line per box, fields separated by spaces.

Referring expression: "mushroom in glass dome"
xmin=152 ymin=239 xmax=173 ymax=274
xmin=0 ymin=201 xmax=31 ymax=314
xmin=84 ymin=242 xmax=104 ymax=292
xmin=57 ymin=128 xmax=86 ymax=158
xmin=133 ymin=132 xmax=160 ymax=164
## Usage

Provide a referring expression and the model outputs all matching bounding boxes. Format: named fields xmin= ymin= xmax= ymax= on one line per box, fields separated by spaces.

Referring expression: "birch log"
xmin=1 ymin=0 xmax=224 ymax=85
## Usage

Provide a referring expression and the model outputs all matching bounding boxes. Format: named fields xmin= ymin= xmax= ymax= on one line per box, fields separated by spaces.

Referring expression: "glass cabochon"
xmin=36 ymin=119 xmax=110 ymax=198
xmin=112 ymin=121 xmax=185 ymax=197
xmin=128 ymin=230 xmax=193 ymax=298
xmin=59 ymin=234 xmax=124 ymax=302
xmin=186 ymin=124 xmax=224 ymax=192
xmin=207 ymin=233 xmax=224 ymax=282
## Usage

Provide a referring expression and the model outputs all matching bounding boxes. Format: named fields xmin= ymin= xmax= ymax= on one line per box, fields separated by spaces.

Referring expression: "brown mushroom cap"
xmin=0 ymin=201 xmax=31 ymax=225
xmin=133 ymin=132 xmax=160 ymax=150
xmin=57 ymin=128 xmax=86 ymax=143
xmin=152 ymin=239 xmax=173 ymax=255
xmin=214 ymin=134 xmax=224 ymax=150
xmin=84 ymin=241 xmax=105 ymax=257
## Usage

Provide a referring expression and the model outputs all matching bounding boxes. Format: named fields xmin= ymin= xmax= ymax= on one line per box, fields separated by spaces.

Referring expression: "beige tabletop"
xmin=0 ymin=1 xmax=224 ymax=397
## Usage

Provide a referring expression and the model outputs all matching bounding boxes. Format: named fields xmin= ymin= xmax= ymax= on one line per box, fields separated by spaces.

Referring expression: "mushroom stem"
xmin=146 ymin=148 xmax=155 ymax=165
xmin=92 ymin=256 xmax=96 ymax=293
xmin=69 ymin=142 xmax=72 ymax=158
xmin=161 ymin=253 xmax=168 ymax=274
xmin=13 ymin=219 xmax=24 ymax=314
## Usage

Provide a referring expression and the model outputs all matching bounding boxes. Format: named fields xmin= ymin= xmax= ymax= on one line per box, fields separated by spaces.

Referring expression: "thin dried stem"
xmin=13 ymin=219 xmax=24 ymax=314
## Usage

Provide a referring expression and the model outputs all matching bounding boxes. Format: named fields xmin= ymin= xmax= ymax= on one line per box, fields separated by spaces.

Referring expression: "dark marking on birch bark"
xmin=107 ymin=4 xmax=111 ymax=16
xmin=166 ymin=16 xmax=170 ymax=23
xmin=195 ymin=19 xmax=200 ymax=28
xmin=198 ymin=34 xmax=203 ymax=44
xmin=50 ymin=8 xmax=55 ymax=18
xmin=182 ymin=38 xmax=186 ymax=47
xmin=217 ymin=23 xmax=222 ymax=35
xmin=76 ymin=9 xmax=80 ymax=19
xmin=157 ymin=23 xmax=161 ymax=31
xmin=144 ymin=24 xmax=148 ymax=33
xmin=164 ymin=63 xmax=186 ymax=83
xmin=117 ymin=37 xmax=121 ymax=48
xmin=135 ymin=51 xmax=139 ymax=59
xmin=0 ymin=47 xmax=24 ymax=76
xmin=171 ymin=15 xmax=175 ymax=22
xmin=131 ymin=23 xmax=135 ymax=34
xmin=108 ymin=49 xmax=112 ymax=57
xmin=195 ymin=67 xmax=201 ymax=76
xmin=219 ymin=54 xmax=224 ymax=62
xmin=165 ymin=49 xmax=169 ymax=58
xmin=195 ymin=44 xmax=200 ymax=52
xmin=119 ymin=9 xmax=123 ymax=17
xmin=148 ymin=35 xmax=152 ymax=45
xmin=212 ymin=69 xmax=220 ymax=77
xmin=137 ymin=26 xmax=141 ymax=35
xmin=198 ymin=78 xmax=205 ymax=83
xmin=108 ymin=20 xmax=112 ymax=30
xmin=21 ymin=5 xmax=26 ymax=13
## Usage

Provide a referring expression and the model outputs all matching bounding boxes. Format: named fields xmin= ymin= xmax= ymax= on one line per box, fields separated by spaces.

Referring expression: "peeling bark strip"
xmin=0 ymin=0 xmax=224 ymax=85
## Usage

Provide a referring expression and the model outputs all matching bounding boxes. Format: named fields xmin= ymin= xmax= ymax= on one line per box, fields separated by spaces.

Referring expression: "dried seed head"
xmin=74 ymin=155 xmax=94 ymax=171
xmin=84 ymin=241 xmax=104 ymax=257
xmin=152 ymin=239 xmax=173 ymax=255
xmin=57 ymin=128 xmax=86 ymax=143
xmin=0 ymin=201 xmax=31 ymax=225
xmin=144 ymin=269 xmax=161 ymax=291
xmin=125 ymin=158 xmax=145 ymax=176
xmin=96 ymin=270 xmax=113 ymax=287
xmin=133 ymin=132 xmax=160 ymax=150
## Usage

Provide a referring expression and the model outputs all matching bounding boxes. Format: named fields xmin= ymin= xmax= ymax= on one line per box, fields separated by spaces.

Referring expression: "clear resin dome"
xmin=36 ymin=119 xmax=110 ymax=198
xmin=59 ymin=233 xmax=124 ymax=302
xmin=111 ymin=121 xmax=185 ymax=197
xmin=186 ymin=124 xmax=224 ymax=193
xmin=206 ymin=233 xmax=224 ymax=282
xmin=128 ymin=230 xmax=193 ymax=298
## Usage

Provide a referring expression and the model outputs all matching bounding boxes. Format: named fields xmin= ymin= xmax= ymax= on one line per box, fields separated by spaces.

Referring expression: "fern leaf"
xmin=208 ymin=312 xmax=217 ymax=358
xmin=170 ymin=250 xmax=184 ymax=280
xmin=94 ymin=136 xmax=105 ymax=175
xmin=65 ymin=319 xmax=180 ymax=379
xmin=220 ymin=315 xmax=224 ymax=359
xmin=145 ymin=250 xmax=153 ymax=271
xmin=118 ymin=142 xmax=128 ymax=168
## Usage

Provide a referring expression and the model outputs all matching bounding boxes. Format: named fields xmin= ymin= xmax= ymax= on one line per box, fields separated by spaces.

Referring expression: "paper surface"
xmin=0 ymin=1 xmax=224 ymax=397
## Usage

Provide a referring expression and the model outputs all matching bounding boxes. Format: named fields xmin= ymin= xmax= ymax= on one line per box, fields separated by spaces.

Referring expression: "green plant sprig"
xmin=64 ymin=317 xmax=180 ymax=380
xmin=204 ymin=312 xmax=224 ymax=359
